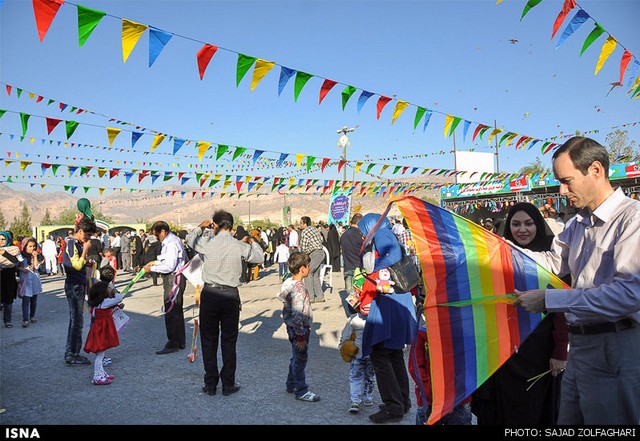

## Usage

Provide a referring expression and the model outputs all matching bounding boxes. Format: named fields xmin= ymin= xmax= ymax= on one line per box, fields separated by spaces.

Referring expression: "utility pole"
xmin=453 ymin=130 xmax=458 ymax=185
xmin=494 ymin=119 xmax=500 ymax=173
xmin=337 ymin=126 xmax=357 ymax=182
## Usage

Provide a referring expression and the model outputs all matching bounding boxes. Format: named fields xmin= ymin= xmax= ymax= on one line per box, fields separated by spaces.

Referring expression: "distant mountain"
xmin=0 ymin=177 xmax=450 ymax=229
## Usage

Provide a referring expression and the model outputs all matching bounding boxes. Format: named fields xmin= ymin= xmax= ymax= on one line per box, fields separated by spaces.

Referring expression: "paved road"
xmin=1 ymin=265 xmax=422 ymax=428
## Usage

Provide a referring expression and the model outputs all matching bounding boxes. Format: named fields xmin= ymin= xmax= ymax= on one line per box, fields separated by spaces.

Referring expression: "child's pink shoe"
xmin=105 ymin=373 xmax=115 ymax=380
xmin=92 ymin=376 xmax=112 ymax=385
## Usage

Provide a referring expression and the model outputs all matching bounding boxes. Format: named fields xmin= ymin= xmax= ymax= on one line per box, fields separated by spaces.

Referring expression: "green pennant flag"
xmin=65 ymin=120 xmax=79 ymax=139
xmin=341 ymin=86 xmax=357 ymax=110
xmin=216 ymin=144 xmax=228 ymax=160
xmin=47 ymin=99 xmax=55 ymax=106
xmin=521 ymin=0 xmax=542 ymax=21
xmin=478 ymin=126 xmax=491 ymax=140
xmin=540 ymin=142 xmax=551 ymax=154
xmin=232 ymin=147 xmax=246 ymax=160
xmin=19 ymin=112 xmax=30 ymax=137
xmin=271 ymin=183 xmax=278 ymax=192
xmin=70 ymin=106 xmax=77 ymax=113
xmin=195 ymin=172 xmax=202 ymax=182
xmin=498 ymin=132 xmax=512 ymax=146
xmin=631 ymin=83 xmax=640 ymax=99
xmin=0 ymin=110 xmax=6 ymax=119
xmin=64 ymin=185 xmax=71 ymax=191
xmin=163 ymin=174 xmax=173 ymax=181
xmin=6 ymin=177 xmax=12 ymax=183
xmin=366 ymin=163 xmax=376 ymax=174
xmin=208 ymin=178 xmax=220 ymax=187
xmin=413 ymin=107 xmax=426 ymax=130
xmin=83 ymin=187 xmax=90 ymax=194
xmin=51 ymin=164 xmax=60 ymax=175
xmin=16 ymin=88 xmax=22 ymax=98
xmin=580 ymin=23 xmax=606 ymax=56
xmin=448 ymin=116 xmax=462 ymax=137
xmin=80 ymin=166 xmax=90 ymax=175
xmin=306 ymin=156 xmax=315 ymax=172
xmin=294 ymin=71 xmax=313 ymax=102
xmin=392 ymin=166 xmax=401 ymax=174
xmin=77 ymin=5 xmax=106 ymax=47
xmin=236 ymin=54 xmax=257 ymax=87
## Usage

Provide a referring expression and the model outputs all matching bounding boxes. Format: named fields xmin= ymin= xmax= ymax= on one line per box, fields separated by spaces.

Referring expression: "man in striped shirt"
xmin=299 ymin=216 xmax=326 ymax=303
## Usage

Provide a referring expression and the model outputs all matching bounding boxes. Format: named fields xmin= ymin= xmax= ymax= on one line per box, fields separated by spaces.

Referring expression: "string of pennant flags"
xmin=27 ymin=0 xmax=581 ymax=152
xmin=510 ymin=0 xmax=640 ymax=100
xmin=1 ymin=107 xmax=561 ymax=182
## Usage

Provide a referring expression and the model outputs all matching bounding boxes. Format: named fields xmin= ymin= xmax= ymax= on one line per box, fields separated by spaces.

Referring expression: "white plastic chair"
xmin=320 ymin=246 xmax=333 ymax=291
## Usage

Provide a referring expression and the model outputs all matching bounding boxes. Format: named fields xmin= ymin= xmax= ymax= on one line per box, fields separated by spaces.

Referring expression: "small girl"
xmin=84 ymin=281 xmax=123 ymax=385
xmin=273 ymin=238 xmax=290 ymax=279
xmin=18 ymin=237 xmax=44 ymax=328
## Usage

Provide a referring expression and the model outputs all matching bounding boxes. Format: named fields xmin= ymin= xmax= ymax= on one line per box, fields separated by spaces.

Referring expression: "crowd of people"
xmin=1 ymin=136 xmax=639 ymax=425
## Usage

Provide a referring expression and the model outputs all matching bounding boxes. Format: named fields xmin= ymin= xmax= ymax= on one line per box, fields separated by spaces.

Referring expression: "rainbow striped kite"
xmin=389 ymin=196 xmax=569 ymax=425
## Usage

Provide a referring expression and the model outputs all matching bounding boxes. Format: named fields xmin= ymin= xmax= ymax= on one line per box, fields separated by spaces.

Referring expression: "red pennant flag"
xmin=178 ymin=172 xmax=185 ymax=181
xmin=376 ymin=96 xmax=392 ymax=120
xmin=472 ymin=124 xmax=487 ymax=142
xmin=197 ymin=43 xmax=219 ymax=80
xmin=338 ymin=160 xmax=347 ymax=174
xmin=5 ymin=85 xmax=11 ymax=96
xmin=235 ymin=181 xmax=243 ymax=192
xmin=551 ymin=0 xmax=576 ymax=39
xmin=36 ymin=95 xmax=44 ymax=103
xmin=32 ymin=0 xmax=64 ymax=42
xmin=515 ymin=136 xmax=529 ymax=150
xmin=321 ymin=157 xmax=330 ymax=172
xmin=46 ymin=117 xmax=63 ymax=135
xmin=109 ymin=169 xmax=120 ymax=178
xmin=401 ymin=166 xmax=409 ymax=174
xmin=619 ymin=50 xmax=633 ymax=85
xmin=318 ymin=79 xmax=338 ymax=104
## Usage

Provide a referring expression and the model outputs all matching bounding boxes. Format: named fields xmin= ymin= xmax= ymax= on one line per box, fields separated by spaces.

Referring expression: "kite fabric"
xmin=387 ymin=196 xmax=569 ymax=425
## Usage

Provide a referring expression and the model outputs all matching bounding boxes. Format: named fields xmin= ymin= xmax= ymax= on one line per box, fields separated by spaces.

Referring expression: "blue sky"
xmin=0 ymin=0 xmax=638 ymax=197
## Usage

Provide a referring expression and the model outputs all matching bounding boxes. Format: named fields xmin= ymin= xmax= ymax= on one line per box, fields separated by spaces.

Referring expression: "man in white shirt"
xmin=41 ymin=235 xmax=57 ymax=275
xmin=287 ymin=224 xmax=299 ymax=251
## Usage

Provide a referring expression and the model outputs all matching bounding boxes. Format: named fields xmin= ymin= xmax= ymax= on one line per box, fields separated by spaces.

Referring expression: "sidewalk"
xmin=1 ymin=266 xmax=419 ymax=426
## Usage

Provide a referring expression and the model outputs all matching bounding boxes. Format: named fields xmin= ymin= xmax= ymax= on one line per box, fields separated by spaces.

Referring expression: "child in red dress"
xmin=84 ymin=281 xmax=123 ymax=385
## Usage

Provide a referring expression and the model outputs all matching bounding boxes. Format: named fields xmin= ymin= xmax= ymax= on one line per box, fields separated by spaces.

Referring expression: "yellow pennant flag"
xmin=40 ymin=184 xmax=46 ymax=189
xmin=628 ymin=75 xmax=640 ymax=94
xmin=488 ymin=128 xmax=503 ymax=144
xmin=15 ymin=152 xmax=20 ymax=158
xmin=223 ymin=180 xmax=231 ymax=190
xmin=380 ymin=164 xmax=390 ymax=175
xmin=29 ymin=92 xmax=35 ymax=100
xmin=506 ymin=133 xmax=519 ymax=146
xmin=250 ymin=59 xmax=276 ymax=91
xmin=197 ymin=141 xmax=211 ymax=161
xmin=443 ymin=115 xmax=454 ymax=138
xmin=355 ymin=161 xmax=363 ymax=174
xmin=391 ymin=101 xmax=409 ymax=125
xmin=98 ymin=188 xmax=105 ymax=196
xmin=107 ymin=127 xmax=122 ymax=146
xmin=97 ymin=168 xmax=108 ymax=178
xmin=150 ymin=134 xmax=165 ymax=151
xmin=256 ymin=182 xmax=264 ymax=190
xmin=29 ymin=137 xmax=35 ymax=144
xmin=20 ymin=160 xmax=32 ymax=171
xmin=122 ymin=19 xmax=148 ymax=63
xmin=4 ymin=160 xmax=14 ymax=166
xmin=289 ymin=177 xmax=296 ymax=187
xmin=594 ymin=36 xmax=617 ymax=76
xmin=296 ymin=153 xmax=304 ymax=169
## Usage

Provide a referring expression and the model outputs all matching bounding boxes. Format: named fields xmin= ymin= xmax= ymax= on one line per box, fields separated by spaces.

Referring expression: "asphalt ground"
xmin=1 ymin=265 xmax=430 ymax=428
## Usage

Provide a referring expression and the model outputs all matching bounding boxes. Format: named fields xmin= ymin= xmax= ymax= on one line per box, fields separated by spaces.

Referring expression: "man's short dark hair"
xmin=288 ymin=251 xmax=310 ymax=275
xmin=75 ymin=217 xmax=97 ymax=234
xmin=553 ymin=136 xmax=610 ymax=179
xmin=301 ymin=216 xmax=311 ymax=227
xmin=151 ymin=221 xmax=171 ymax=236
xmin=350 ymin=213 xmax=363 ymax=225
xmin=212 ymin=210 xmax=234 ymax=230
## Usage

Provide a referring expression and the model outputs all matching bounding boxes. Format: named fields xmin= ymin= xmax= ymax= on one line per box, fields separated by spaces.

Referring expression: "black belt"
xmin=568 ymin=318 xmax=637 ymax=335
xmin=204 ymin=282 xmax=235 ymax=290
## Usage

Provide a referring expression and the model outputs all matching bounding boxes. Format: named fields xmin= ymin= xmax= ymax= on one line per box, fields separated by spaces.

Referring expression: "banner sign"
xmin=327 ymin=189 xmax=351 ymax=226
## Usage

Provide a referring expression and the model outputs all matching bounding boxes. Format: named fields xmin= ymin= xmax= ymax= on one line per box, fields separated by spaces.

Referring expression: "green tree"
xmin=605 ymin=129 xmax=638 ymax=163
xmin=519 ymin=157 xmax=551 ymax=175
xmin=52 ymin=207 xmax=114 ymax=225
xmin=40 ymin=208 xmax=54 ymax=226
xmin=0 ymin=208 xmax=5 ymax=230
xmin=9 ymin=203 xmax=32 ymax=237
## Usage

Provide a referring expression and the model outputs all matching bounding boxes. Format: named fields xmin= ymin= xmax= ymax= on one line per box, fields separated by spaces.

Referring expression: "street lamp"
xmin=337 ymin=125 xmax=357 ymax=182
